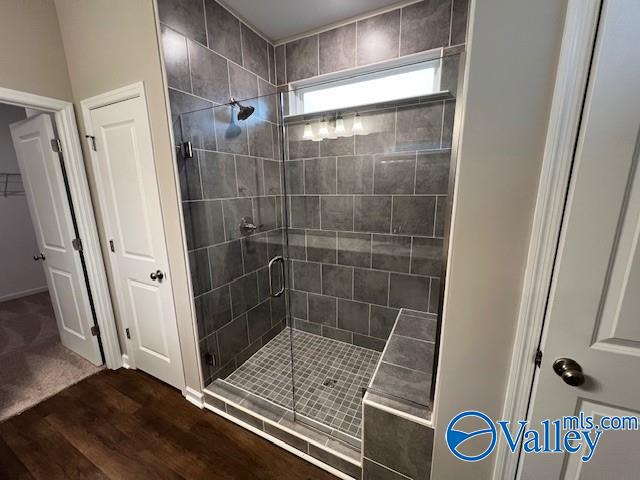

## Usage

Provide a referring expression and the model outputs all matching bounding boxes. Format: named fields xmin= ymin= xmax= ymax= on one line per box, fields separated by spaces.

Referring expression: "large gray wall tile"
xmin=363 ymin=403 xmax=433 ymax=479
xmin=321 ymin=196 xmax=354 ymax=231
xmin=286 ymin=35 xmax=319 ymax=82
xmin=161 ymin=26 xmax=191 ymax=92
xmin=411 ymin=237 xmax=443 ymax=276
xmin=308 ymin=293 xmax=337 ymax=326
xmin=205 ymin=0 xmax=242 ymax=64
xmin=322 ymin=264 xmax=352 ymax=299
xmin=241 ymin=24 xmax=269 ymax=80
xmin=290 ymin=289 xmax=308 ymax=319
xmin=396 ymin=103 xmax=443 ymax=151
xmin=235 ymin=156 xmax=263 ymax=197
xmin=241 ymin=234 xmax=268 ymax=272
xmin=356 ymin=10 xmax=400 ymax=66
xmin=292 ymin=260 xmax=321 ymax=293
xmin=189 ymin=248 xmax=211 ymax=296
xmin=337 ymin=155 xmax=373 ymax=194
xmin=319 ymin=24 xmax=356 ymax=75
xmin=373 ymin=153 xmax=416 ymax=194
xmin=158 ymin=0 xmax=206 ymax=45
xmin=307 ymin=230 xmax=337 ymax=263
xmin=188 ymin=41 xmax=230 ymax=104
xmin=290 ymin=196 xmax=320 ymax=229
xmin=247 ymin=299 xmax=271 ymax=342
xmin=305 ymin=157 xmax=336 ymax=194
xmin=209 ymin=240 xmax=243 ymax=288
xmin=392 ymin=196 xmax=436 ymax=236
xmin=229 ymin=62 xmax=258 ymax=102
xmin=372 ymin=234 xmax=411 ymax=273
xmin=370 ymin=305 xmax=399 ymax=339
xmin=230 ymin=272 xmax=259 ymax=316
xmin=355 ymin=109 xmax=396 ymax=155
xmin=400 ymin=0 xmax=451 ymax=56
xmin=415 ymin=151 xmax=450 ymax=194
xmin=338 ymin=232 xmax=371 ymax=267
xmin=196 ymin=285 xmax=232 ymax=337
xmin=450 ymin=0 xmax=469 ymax=45
xmin=184 ymin=200 xmax=225 ymax=249
xmin=388 ymin=273 xmax=429 ymax=311
xmin=200 ymin=151 xmax=237 ymax=199
xmin=177 ymin=150 xmax=202 ymax=201
xmin=218 ymin=314 xmax=249 ymax=364
xmin=338 ymin=299 xmax=369 ymax=335
xmin=275 ymin=45 xmax=286 ymax=85
xmin=354 ymin=268 xmax=389 ymax=305
xmin=355 ymin=196 xmax=391 ymax=233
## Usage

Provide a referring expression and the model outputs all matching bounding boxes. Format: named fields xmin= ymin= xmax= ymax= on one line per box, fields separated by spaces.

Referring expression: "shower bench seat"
xmin=362 ymin=308 xmax=437 ymax=479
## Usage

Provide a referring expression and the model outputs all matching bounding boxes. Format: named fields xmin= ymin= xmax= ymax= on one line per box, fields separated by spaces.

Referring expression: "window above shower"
xmin=286 ymin=55 xmax=449 ymax=118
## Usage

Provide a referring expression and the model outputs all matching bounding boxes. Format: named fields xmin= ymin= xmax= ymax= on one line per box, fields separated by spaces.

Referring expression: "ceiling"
xmin=221 ymin=0 xmax=408 ymax=43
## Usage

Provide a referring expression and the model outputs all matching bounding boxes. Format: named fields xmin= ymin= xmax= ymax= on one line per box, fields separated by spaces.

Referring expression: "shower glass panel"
xmin=284 ymin=53 xmax=460 ymax=442
xmin=175 ymin=93 xmax=295 ymax=413
xmin=175 ymin=51 xmax=460 ymax=449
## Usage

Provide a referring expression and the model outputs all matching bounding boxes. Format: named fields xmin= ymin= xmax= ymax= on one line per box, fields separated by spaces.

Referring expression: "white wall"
xmin=431 ymin=0 xmax=567 ymax=478
xmin=0 ymin=103 xmax=47 ymax=301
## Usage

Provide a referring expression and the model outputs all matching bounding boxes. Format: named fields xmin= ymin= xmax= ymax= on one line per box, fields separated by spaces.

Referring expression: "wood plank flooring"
xmin=0 ymin=369 xmax=336 ymax=479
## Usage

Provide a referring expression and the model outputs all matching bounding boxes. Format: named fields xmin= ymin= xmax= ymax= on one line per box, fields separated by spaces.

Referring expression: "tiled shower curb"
xmin=203 ymin=386 xmax=362 ymax=479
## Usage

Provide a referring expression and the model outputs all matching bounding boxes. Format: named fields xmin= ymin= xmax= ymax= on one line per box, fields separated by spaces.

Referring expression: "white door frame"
xmin=492 ymin=1 xmax=603 ymax=478
xmin=80 ymin=81 xmax=184 ymax=386
xmin=0 ymin=86 xmax=122 ymax=370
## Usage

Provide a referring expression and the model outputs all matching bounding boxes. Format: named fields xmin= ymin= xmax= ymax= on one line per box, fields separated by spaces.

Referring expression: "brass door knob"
xmin=553 ymin=358 xmax=585 ymax=387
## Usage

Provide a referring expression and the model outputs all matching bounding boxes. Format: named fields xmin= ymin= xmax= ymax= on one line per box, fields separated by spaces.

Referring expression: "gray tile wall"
xmin=284 ymin=98 xmax=454 ymax=350
xmin=274 ymin=0 xmax=468 ymax=85
xmin=159 ymin=0 xmax=284 ymax=385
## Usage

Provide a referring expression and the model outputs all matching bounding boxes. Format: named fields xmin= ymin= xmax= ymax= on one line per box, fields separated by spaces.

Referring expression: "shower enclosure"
xmin=174 ymin=52 xmax=461 ymax=457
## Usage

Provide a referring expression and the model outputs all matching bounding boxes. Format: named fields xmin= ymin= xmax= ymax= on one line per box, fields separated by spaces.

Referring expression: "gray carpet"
xmin=0 ymin=292 xmax=102 ymax=421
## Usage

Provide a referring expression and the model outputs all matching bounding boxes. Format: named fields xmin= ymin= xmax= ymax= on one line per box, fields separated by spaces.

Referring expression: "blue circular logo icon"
xmin=446 ymin=411 xmax=497 ymax=462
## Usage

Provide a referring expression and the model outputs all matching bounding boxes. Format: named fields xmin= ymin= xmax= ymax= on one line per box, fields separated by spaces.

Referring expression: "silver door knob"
xmin=553 ymin=358 xmax=585 ymax=387
xmin=150 ymin=270 xmax=164 ymax=282
xmin=33 ymin=253 xmax=45 ymax=261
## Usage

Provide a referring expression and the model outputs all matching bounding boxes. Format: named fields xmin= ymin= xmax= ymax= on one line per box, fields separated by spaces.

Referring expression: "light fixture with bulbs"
xmin=318 ymin=117 xmax=329 ymax=137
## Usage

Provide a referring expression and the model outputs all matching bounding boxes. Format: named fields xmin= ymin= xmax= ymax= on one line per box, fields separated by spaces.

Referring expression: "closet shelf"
xmin=0 ymin=173 xmax=24 ymax=197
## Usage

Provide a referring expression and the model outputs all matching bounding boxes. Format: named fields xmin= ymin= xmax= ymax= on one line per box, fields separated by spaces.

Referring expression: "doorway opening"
xmin=0 ymin=102 xmax=103 ymax=421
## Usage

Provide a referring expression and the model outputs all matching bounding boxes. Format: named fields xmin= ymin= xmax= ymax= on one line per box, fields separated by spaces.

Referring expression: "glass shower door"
xmin=175 ymin=91 xmax=296 ymax=412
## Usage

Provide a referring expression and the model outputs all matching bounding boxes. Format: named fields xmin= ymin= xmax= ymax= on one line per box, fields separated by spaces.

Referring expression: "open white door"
xmin=83 ymin=86 xmax=184 ymax=390
xmin=520 ymin=1 xmax=640 ymax=478
xmin=10 ymin=114 xmax=102 ymax=366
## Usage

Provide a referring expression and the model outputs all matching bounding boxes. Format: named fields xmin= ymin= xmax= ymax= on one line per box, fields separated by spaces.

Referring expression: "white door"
xmin=86 ymin=93 xmax=184 ymax=389
xmin=10 ymin=114 xmax=102 ymax=365
xmin=520 ymin=1 xmax=640 ymax=478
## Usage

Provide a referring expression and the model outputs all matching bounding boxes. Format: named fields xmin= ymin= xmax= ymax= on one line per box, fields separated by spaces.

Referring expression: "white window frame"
xmin=286 ymin=49 xmax=446 ymax=118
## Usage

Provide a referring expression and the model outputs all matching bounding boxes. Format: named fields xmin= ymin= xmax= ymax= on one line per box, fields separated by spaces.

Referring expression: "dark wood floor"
xmin=0 ymin=369 xmax=336 ymax=479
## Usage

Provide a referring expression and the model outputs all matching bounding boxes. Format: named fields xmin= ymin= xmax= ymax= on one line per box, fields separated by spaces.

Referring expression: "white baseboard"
xmin=184 ymin=386 xmax=204 ymax=408
xmin=121 ymin=354 xmax=131 ymax=369
xmin=0 ymin=285 xmax=48 ymax=303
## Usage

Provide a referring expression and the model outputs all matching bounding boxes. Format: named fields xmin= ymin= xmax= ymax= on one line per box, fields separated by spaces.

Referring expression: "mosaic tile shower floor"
xmin=225 ymin=329 xmax=380 ymax=438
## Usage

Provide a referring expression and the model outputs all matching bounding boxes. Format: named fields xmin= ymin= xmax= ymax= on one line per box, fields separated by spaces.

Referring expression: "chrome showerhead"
xmin=230 ymin=97 xmax=255 ymax=121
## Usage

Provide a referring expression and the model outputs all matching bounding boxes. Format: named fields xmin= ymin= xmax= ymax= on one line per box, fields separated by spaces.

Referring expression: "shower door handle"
xmin=268 ymin=256 xmax=285 ymax=298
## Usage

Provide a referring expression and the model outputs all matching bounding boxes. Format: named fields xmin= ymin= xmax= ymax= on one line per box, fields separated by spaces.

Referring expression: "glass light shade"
xmin=318 ymin=118 xmax=329 ymax=137
xmin=303 ymin=122 xmax=314 ymax=140
xmin=352 ymin=113 xmax=364 ymax=134
xmin=335 ymin=116 xmax=346 ymax=135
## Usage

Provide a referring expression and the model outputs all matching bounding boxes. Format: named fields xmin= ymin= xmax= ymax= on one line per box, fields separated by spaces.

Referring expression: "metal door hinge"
xmin=72 ymin=238 xmax=83 ymax=251
xmin=182 ymin=141 xmax=193 ymax=159
xmin=85 ymin=135 xmax=97 ymax=151
xmin=51 ymin=139 xmax=62 ymax=153
xmin=125 ymin=328 xmax=131 ymax=339
xmin=109 ymin=239 xmax=115 ymax=252
xmin=90 ymin=325 xmax=100 ymax=336
xmin=535 ymin=349 xmax=543 ymax=368
xmin=204 ymin=352 xmax=216 ymax=367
